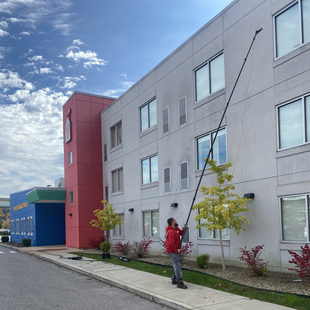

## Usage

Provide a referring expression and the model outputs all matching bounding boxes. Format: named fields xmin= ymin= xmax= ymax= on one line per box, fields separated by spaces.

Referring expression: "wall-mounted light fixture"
xmin=244 ymin=193 xmax=255 ymax=199
xmin=128 ymin=208 xmax=134 ymax=212
xmin=170 ymin=203 xmax=178 ymax=207
xmin=68 ymin=213 xmax=72 ymax=216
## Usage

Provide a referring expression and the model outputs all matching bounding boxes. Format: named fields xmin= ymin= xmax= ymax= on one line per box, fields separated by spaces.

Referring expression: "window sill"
xmin=276 ymin=142 xmax=310 ymax=159
xmin=194 ymin=88 xmax=226 ymax=110
xmin=140 ymin=181 xmax=159 ymax=190
xmin=110 ymin=144 xmax=122 ymax=153
xmin=111 ymin=190 xmax=124 ymax=197
xmin=139 ymin=125 xmax=157 ymax=138
xmin=112 ymin=235 xmax=125 ymax=241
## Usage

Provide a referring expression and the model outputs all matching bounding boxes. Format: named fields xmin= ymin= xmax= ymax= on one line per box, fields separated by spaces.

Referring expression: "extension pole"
xmin=179 ymin=28 xmax=263 ymax=247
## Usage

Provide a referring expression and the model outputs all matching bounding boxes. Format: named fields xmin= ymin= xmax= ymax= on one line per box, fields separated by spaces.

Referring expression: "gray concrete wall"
xmin=101 ymin=0 xmax=310 ymax=272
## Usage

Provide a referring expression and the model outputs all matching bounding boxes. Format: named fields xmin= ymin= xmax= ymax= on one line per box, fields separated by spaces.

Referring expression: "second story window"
xmin=111 ymin=121 xmax=122 ymax=148
xmin=162 ymin=107 xmax=169 ymax=134
xmin=195 ymin=52 xmax=225 ymax=102
xmin=275 ymin=0 xmax=310 ymax=58
xmin=140 ymin=98 xmax=157 ymax=132
xmin=141 ymin=155 xmax=158 ymax=184
xmin=112 ymin=168 xmax=124 ymax=192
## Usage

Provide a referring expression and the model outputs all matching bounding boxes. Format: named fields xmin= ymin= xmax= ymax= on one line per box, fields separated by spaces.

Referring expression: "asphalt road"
xmin=0 ymin=245 xmax=170 ymax=310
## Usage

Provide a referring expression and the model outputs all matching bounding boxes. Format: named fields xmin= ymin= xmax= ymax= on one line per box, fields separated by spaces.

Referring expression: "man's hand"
xmin=177 ymin=249 xmax=181 ymax=253
xmin=184 ymin=224 xmax=188 ymax=228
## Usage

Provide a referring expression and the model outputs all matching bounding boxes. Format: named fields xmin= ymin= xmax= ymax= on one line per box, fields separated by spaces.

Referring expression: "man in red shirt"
xmin=166 ymin=217 xmax=188 ymax=289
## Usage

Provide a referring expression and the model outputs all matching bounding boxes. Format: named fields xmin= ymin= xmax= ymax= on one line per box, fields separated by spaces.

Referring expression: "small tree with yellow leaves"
xmin=90 ymin=200 xmax=123 ymax=245
xmin=2 ymin=213 xmax=10 ymax=230
xmin=193 ymin=159 xmax=251 ymax=271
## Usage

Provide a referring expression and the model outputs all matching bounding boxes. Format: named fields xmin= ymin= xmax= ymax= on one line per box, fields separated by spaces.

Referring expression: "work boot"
xmin=171 ymin=280 xmax=177 ymax=285
xmin=177 ymin=282 xmax=187 ymax=289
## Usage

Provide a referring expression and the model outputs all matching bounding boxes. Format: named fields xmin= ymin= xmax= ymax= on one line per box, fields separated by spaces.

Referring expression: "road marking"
xmin=10 ymin=251 xmax=17 ymax=253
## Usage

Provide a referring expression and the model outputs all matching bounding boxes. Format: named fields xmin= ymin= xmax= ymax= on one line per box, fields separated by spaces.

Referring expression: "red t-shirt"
xmin=165 ymin=225 xmax=184 ymax=254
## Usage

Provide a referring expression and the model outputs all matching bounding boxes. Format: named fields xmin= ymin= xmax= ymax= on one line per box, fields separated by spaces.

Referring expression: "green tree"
xmin=193 ymin=159 xmax=251 ymax=271
xmin=90 ymin=200 xmax=123 ymax=243
xmin=0 ymin=208 xmax=3 ymax=216
xmin=2 ymin=213 xmax=10 ymax=230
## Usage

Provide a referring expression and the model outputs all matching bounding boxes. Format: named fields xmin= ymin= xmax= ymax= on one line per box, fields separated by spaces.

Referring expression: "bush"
xmin=114 ymin=241 xmax=132 ymax=255
xmin=239 ymin=245 xmax=267 ymax=276
xmin=1 ymin=236 xmax=9 ymax=243
xmin=288 ymin=244 xmax=310 ymax=282
xmin=132 ymin=238 xmax=153 ymax=258
xmin=100 ymin=241 xmax=111 ymax=252
xmin=160 ymin=235 xmax=194 ymax=258
xmin=88 ymin=236 xmax=106 ymax=250
xmin=22 ymin=238 xmax=31 ymax=247
xmin=196 ymin=254 xmax=210 ymax=269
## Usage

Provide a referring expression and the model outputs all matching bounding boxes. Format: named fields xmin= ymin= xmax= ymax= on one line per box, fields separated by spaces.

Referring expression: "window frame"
xmin=16 ymin=219 xmax=19 ymax=235
xmin=112 ymin=167 xmax=124 ymax=192
xmin=273 ymin=0 xmax=309 ymax=59
xmin=141 ymin=154 xmax=158 ymax=185
xmin=140 ymin=98 xmax=157 ymax=132
xmin=277 ymin=93 xmax=310 ymax=150
xmin=179 ymin=96 xmax=187 ymax=126
xmin=195 ymin=52 xmax=225 ymax=102
xmin=68 ymin=150 xmax=72 ymax=165
xmin=279 ymin=193 xmax=310 ymax=243
xmin=180 ymin=161 xmax=189 ymax=189
xmin=113 ymin=213 xmax=125 ymax=236
xmin=111 ymin=121 xmax=122 ymax=149
xmin=163 ymin=166 xmax=171 ymax=193
xmin=142 ymin=210 xmax=160 ymax=237
xmin=162 ymin=106 xmax=170 ymax=134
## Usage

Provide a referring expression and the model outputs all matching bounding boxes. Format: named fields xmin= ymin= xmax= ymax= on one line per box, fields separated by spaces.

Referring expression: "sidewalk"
xmin=2 ymin=244 xmax=293 ymax=310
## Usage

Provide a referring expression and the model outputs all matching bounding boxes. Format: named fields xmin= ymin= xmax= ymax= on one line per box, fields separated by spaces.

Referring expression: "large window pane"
xmin=282 ymin=196 xmax=307 ymax=241
xmin=149 ymin=99 xmax=157 ymax=128
xmin=212 ymin=128 xmax=226 ymax=165
xmin=197 ymin=135 xmax=210 ymax=170
xmin=117 ymin=122 xmax=122 ymax=144
xmin=151 ymin=155 xmax=158 ymax=182
xmin=199 ymin=218 xmax=213 ymax=238
xmin=152 ymin=211 xmax=159 ymax=237
xmin=112 ymin=171 xmax=118 ymax=192
xmin=142 ymin=159 xmax=150 ymax=184
xmin=210 ymin=53 xmax=225 ymax=93
xmin=215 ymin=229 xmax=229 ymax=240
xmin=302 ymin=0 xmax=310 ymax=43
xmin=196 ymin=64 xmax=209 ymax=101
xmin=279 ymin=100 xmax=303 ymax=148
xmin=118 ymin=169 xmax=124 ymax=190
xmin=275 ymin=3 xmax=300 ymax=58
xmin=140 ymin=105 xmax=148 ymax=132
xmin=111 ymin=126 xmax=116 ymax=148
xmin=143 ymin=212 xmax=151 ymax=236
xmin=306 ymin=96 xmax=310 ymax=142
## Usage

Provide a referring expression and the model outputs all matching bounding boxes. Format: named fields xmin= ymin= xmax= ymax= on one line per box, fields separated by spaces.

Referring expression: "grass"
xmin=72 ymin=253 xmax=310 ymax=310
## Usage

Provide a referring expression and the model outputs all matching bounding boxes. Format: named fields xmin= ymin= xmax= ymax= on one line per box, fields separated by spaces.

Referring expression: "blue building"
xmin=10 ymin=187 xmax=66 ymax=246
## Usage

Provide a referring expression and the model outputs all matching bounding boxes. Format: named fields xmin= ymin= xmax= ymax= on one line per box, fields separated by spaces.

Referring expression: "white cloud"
xmin=20 ymin=31 xmax=31 ymax=36
xmin=61 ymin=75 xmax=86 ymax=89
xmin=65 ymin=47 xmax=108 ymax=69
xmin=103 ymin=81 xmax=134 ymax=97
xmin=8 ymin=17 xmax=27 ymax=23
xmin=119 ymin=73 xmax=127 ymax=79
xmin=30 ymin=55 xmax=44 ymax=61
xmin=73 ymin=39 xmax=83 ymax=45
xmin=55 ymin=64 xmax=64 ymax=72
xmin=0 ymin=21 xmax=9 ymax=29
xmin=0 ymin=69 xmax=34 ymax=90
xmin=0 ymin=47 xmax=12 ymax=59
xmin=40 ymin=67 xmax=53 ymax=74
xmin=0 ymin=87 xmax=69 ymax=196
xmin=0 ymin=29 xmax=9 ymax=37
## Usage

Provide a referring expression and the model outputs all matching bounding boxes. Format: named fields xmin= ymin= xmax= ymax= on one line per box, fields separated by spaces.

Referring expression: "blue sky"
xmin=0 ymin=0 xmax=233 ymax=198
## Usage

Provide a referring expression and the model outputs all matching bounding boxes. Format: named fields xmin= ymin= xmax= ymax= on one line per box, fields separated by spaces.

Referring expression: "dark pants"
xmin=169 ymin=252 xmax=183 ymax=282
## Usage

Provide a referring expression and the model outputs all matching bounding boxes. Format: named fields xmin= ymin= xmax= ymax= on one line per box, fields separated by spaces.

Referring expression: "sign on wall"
xmin=13 ymin=202 xmax=28 ymax=212
xmin=65 ymin=109 xmax=72 ymax=143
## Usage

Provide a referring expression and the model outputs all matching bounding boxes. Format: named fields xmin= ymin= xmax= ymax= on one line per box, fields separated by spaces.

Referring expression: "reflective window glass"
xmin=210 ymin=53 xmax=225 ymax=94
xmin=196 ymin=63 xmax=209 ymax=101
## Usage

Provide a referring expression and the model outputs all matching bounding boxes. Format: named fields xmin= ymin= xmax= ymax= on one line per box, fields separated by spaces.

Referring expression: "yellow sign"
xmin=14 ymin=202 xmax=28 ymax=212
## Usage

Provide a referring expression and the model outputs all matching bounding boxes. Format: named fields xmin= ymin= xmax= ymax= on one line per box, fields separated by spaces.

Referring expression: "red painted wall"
xmin=63 ymin=92 xmax=114 ymax=248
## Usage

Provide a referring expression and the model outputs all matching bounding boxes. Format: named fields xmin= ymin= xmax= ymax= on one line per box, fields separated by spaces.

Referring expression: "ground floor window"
xmin=21 ymin=218 xmax=26 ymax=235
xmin=281 ymin=195 xmax=309 ymax=242
xmin=16 ymin=219 xmax=20 ymax=235
xmin=11 ymin=220 xmax=15 ymax=234
xmin=143 ymin=210 xmax=159 ymax=237
xmin=27 ymin=216 xmax=33 ymax=236
xmin=114 ymin=214 xmax=125 ymax=236
xmin=198 ymin=217 xmax=229 ymax=240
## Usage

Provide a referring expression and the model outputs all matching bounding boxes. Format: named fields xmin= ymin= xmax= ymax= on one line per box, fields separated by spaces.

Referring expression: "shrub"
xmin=1 ymin=236 xmax=9 ymax=243
xmin=239 ymin=245 xmax=267 ymax=276
xmin=288 ymin=244 xmax=310 ymax=282
xmin=88 ymin=236 xmax=106 ymax=250
xmin=160 ymin=235 xmax=194 ymax=258
xmin=22 ymin=238 xmax=31 ymax=247
xmin=132 ymin=238 xmax=153 ymax=258
xmin=114 ymin=241 xmax=132 ymax=255
xmin=100 ymin=241 xmax=111 ymax=252
xmin=196 ymin=254 xmax=210 ymax=269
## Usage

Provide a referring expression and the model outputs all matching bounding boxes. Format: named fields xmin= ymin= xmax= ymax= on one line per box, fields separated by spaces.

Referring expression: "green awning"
xmin=26 ymin=188 xmax=66 ymax=204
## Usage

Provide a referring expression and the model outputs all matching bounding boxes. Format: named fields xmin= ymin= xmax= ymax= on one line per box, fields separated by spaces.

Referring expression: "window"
xmin=11 ymin=220 xmax=15 ymax=234
xmin=16 ymin=219 xmax=19 ymax=235
xmin=195 ymin=53 xmax=225 ymax=102
xmin=143 ymin=210 xmax=159 ymax=237
xmin=278 ymin=94 xmax=310 ymax=149
xmin=162 ymin=107 xmax=169 ymax=133
xmin=179 ymin=97 xmax=187 ymax=126
xmin=104 ymin=144 xmax=107 ymax=162
xmin=69 ymin=191 xmax=73 ymax=204
xmin=164 ymin=167 xmax=171 ymax=192
xmin=197 ymin=127 xmax=227 ymax=170
xmin=111 ymin=122 xmax=122 ymax=148
xmin=114 ymin=214 xmax=125 ymax=236
xmin=20 ymin=218 xmax=26 ymax=235
xmin=27 ymin=216 xmax=33 ymax=236
xmin=198 ymin=217 xmax=229 ymax=240
xmin=105 ymin=186 xmax=109 ymax=203
xmin=140 ymin=98 xmax=157 ymax=132
xmin=275 ymin=0 xmax=310 ymax=58
xmin=281 ymin=195 xmax=309 ymax=242
xmin=112 ymin=168 xmax=124 ymax=192
xmin=141 ymin=155 xmax=158 ymax=184
xmin=68 ymin=151 xmax=72 ymax=165
xmin=180 ymin=162 xmax=188 ymax=189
